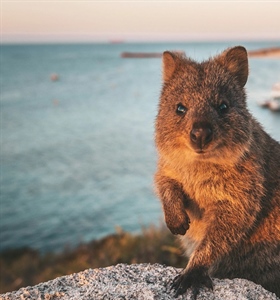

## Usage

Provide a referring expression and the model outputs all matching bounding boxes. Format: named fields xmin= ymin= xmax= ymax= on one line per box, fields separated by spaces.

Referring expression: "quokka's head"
xmin=155 ymin=46 xmax=254 ymax=165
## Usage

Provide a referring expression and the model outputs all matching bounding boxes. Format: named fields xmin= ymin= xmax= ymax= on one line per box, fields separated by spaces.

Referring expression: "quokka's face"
xmin=155 ymin=47 xmax=253 ymax=164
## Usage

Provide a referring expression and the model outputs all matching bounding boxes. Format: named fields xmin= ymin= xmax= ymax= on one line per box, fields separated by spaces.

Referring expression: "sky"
xmin=1 ymin=0 xmax=280 ymax=43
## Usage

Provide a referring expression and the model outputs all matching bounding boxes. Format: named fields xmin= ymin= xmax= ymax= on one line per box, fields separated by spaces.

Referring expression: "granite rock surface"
xmin=1 ymin=263 xmax=279 ymax=300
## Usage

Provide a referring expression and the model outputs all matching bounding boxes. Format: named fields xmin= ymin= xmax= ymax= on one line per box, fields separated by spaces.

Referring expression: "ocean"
xmin=1 ymin=41 xmax=280 ymax=253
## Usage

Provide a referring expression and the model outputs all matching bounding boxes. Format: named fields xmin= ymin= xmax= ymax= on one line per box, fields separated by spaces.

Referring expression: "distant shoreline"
xmin=121 ymin=47 xmax=280 ymax=59
xmin=248 ymin=47 xmax=280 ymax=58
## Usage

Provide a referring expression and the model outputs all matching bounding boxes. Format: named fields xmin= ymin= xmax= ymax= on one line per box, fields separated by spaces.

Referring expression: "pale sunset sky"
xmin=1 ymin=0 xmax=280 ymax=43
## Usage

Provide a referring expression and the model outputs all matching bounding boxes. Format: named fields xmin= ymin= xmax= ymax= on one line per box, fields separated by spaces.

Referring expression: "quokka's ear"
xmin=162 ymin=51 xmax=185 ymax=82
xmin=217 ymin=46 xmax=248 ymax=87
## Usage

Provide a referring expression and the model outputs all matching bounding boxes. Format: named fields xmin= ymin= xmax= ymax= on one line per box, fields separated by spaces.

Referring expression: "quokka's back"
xmin=154 ymin=46 xmax=280 ymax=298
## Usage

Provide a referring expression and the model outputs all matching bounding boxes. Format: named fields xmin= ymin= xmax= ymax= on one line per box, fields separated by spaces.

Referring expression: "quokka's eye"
xmin=218 ymin=102 xmax=229 ymax=114
xmin=176 ymin=103 xmax=187 ymax=116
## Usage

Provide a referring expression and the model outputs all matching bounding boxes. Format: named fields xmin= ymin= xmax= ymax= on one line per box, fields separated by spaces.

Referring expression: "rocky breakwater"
xmin=0 ymin=263 xmax=279 ymax=300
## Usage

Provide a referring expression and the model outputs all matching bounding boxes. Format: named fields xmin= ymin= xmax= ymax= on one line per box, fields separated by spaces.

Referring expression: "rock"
xmin=50 ymin=73 xmax=59 ymax=81
xmin=0 ymin=263 xmax=278 ymax=300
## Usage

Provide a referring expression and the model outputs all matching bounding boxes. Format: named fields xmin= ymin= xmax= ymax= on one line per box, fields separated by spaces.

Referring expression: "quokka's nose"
xmin=190 ymin=122 xmax=213 ymax=149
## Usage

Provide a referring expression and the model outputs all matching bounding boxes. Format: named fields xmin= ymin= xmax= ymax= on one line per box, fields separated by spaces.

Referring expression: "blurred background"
xmin=1 ymin=0 xmax=280 ymax=293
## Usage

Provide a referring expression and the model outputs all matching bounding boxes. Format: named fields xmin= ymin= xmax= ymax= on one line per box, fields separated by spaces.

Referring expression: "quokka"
xmin=154 ymin=46 xmax=280 ymax=298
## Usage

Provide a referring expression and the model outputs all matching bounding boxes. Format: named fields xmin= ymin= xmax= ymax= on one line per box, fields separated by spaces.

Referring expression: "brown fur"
xmin=154 ymin=46 xmax=280 ymax=298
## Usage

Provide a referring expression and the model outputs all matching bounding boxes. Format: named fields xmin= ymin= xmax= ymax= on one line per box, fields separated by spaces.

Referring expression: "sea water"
xmin=1 ymin=41 xmax=280 ymax=253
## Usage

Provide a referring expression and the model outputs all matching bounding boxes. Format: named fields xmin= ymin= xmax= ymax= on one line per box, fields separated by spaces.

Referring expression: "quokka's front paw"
xmin=171 ymin=266 xmax=213 ymax=299
xmin=165 ymin=211 xmax=190 ymax=235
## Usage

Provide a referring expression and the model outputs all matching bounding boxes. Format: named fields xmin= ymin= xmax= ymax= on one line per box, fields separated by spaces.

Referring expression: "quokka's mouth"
xmin=195 ymin=149 xmax=205 ymax=154
xmin=192 ymin=145 xmax=211 ymax=154
xmin=192 ymin=145 xmax=217 ymax=158
xmin=191 ymin=140 xmax=219 ymax=155
xmin=193 ymin=150 xmax=216 ymax=161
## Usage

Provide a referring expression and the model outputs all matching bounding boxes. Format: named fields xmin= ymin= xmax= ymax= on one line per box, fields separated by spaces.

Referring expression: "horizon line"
xmin=2 ymin=37 xmax=280 ymax=45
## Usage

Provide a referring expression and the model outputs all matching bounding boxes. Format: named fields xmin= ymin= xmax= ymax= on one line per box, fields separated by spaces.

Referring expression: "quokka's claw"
xmin=171 ymin=268 xmax=213 ymax=299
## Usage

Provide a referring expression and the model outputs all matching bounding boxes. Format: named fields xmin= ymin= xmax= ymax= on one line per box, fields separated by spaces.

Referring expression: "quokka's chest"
xmin=181 ymin=166 xmax=224 ymax=195
xmin=178 ymin=164 xmax=247 ymax=209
